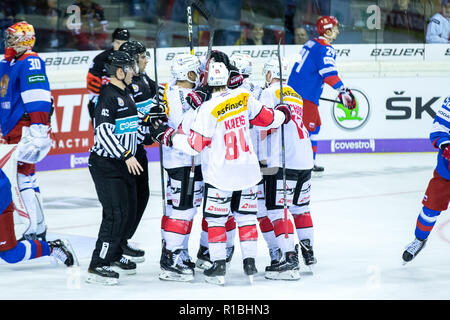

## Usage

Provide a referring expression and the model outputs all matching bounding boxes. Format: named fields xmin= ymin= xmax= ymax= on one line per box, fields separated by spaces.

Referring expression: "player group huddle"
xmin=0 ymin=17 xmax=449 ymax=288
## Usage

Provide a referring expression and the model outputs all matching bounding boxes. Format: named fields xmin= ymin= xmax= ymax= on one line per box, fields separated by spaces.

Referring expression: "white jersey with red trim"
xmin=184 ymin=86 xmax=285 ymax=191
xmin=259 ymin=82 xmax=313 ymax=170
xmin=162 ymin=84 xmax=200 ymax=169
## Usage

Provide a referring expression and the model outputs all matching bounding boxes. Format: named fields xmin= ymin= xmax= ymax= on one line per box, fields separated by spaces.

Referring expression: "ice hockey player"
xmin=86 ymin=28 xmax=130 ymax=121
xmin=0 ymin=21 xmax=53 ymax=241
xmin=186 ymin=50 xmax=244 ymax=271
xmin=260 ymin=57 xmax=317 ymax=280
xmin=86 ymin=51 xmax=145 ymax=285
xmin=149 ymin=61 xmax=292 ymax=285
xmin=118 ymin=40 xmax=157 ymax=263
xmin=402 ymin=96 xmax=450 ymax=264
xmin=230 ymin=53 xmax=263 ymax=100
xmin=0 ymin=167 xmax=77 ymax=267
xmin=287 ymin=16 xmax=356 ymax=172
xmin=155 ymin=53 xmax=203 ymax=282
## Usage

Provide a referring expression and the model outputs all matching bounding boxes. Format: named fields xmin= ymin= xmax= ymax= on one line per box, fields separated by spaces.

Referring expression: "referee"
xmin=86 ymin=50 xmax=145 ymax=285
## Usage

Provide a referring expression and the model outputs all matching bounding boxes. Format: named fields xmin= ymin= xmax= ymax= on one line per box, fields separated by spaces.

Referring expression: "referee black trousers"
xmin=88 ymin=153 xmax=137 ymax=268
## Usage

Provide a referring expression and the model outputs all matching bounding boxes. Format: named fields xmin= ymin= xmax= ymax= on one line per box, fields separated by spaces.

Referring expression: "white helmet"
xmin=170 ymin=53 xmax=200 ymax=84
xmin=263 ymin=57 xmax=289 ymax=84
xmin=207 ymin=62 xmax=229 ymax=87
xmin=230 ymin=53 xmax=253 ymax=76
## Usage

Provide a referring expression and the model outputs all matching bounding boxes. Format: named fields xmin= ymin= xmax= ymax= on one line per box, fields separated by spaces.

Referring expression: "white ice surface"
xmin=1 ymin=152 xmax=449 ymax=300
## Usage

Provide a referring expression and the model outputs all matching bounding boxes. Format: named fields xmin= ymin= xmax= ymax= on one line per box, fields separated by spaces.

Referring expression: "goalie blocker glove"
xmin=274 ymin=103 xmax=292 ymax=124
xmin=338 ymin=87 xmax=356 ymax=110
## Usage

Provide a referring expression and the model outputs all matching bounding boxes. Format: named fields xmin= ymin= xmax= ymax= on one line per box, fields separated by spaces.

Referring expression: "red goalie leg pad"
xmin=272 ymin=219 xmax=294 ymax=237
xmin=0 ymin=202 xmax=18 ymax=252
xmin=164 ymin=218 xmax=191 ymax=235
xmin=238 ymin=225 xmax=258 ymax=242
xmin=201 ymin=217 xmax=208 ymax=232
xmin=293 ymin=212 xmax=313 ymax=229
xmin=225 ymin=216 xmax=236 ymax=231
xmin=208 ymin=226 xmax=227 ymax=243
xmin=258 ymin=216 xmax=274 ymax=233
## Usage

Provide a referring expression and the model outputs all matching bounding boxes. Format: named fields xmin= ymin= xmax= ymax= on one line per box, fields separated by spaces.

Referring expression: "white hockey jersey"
xmin=426 ymin=12 xmax=450 ymax=43
xmin=161 ymin=83 xmax=200 ymax=169
xmin=172 ymin=87 xmax=286 ymax=191
xmin=259 ymin=82 xmax=314 ymax=170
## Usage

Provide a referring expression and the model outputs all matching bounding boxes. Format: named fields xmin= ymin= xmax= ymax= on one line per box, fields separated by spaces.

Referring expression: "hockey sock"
xmin=235 ymin=213 xmax=258 ymax=260
xmin=200 ymin=217 xmax=209 ymax=248
xmin=0 ymin=240 xmax=50 ymax=264
xmin=293 ymin=212 xmax=314 ymax=246
xmin=415 ymin=206 xmax=441 ymax=240
xmin=182 ymin=219 xmax=194 ymax=250
xmin=160 ymin=214 xmax=168 ymax=242
xmin=225 ymin=215 xmax=237 ymax=249
xmin=164 ymin=216 xmax=191 ymax=251
xmin=206 ymin=216 xmax=228 ymax=262
xmin=257 ymin=216 xmax=278 ymax=250
xmin=309 ymin=126 xmax=320 ymax=162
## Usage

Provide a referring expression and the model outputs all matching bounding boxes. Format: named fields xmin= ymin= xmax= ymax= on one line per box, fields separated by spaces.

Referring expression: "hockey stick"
xmin=185 ymin=0 xmax=215 ymax=196
xmin=320 ymin=97 xmax=340 ymax=104
xmin=154 ymin=23 xmax=166 ymax=216
xmin=277 ymin=40 xmax=289 ymax=239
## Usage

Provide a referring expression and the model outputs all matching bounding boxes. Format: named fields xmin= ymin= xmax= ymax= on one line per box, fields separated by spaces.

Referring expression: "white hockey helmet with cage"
xmin=170 ymin=53 xmax=201 ymax=84
xmin=263 ymin=57 xmax=289 ymax=84
xmin=207 ymin=62 xmax=229 ymax=87
xmin=230 ymin=53 xmax=253 ymax=76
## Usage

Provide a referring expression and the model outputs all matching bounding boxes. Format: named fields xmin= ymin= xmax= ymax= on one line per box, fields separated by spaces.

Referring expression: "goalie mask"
xmin=230 ymin=53 xmax=253 ymax=77
xmin=170 ymin=53 xmax=201 ymax=86
xmin=4 ymin=21 xmax=35 ymax=61
xmin=207 ymin=62 xmax=229 ymax=87
xmin=262 ymin=57 xmax=288 ymax=86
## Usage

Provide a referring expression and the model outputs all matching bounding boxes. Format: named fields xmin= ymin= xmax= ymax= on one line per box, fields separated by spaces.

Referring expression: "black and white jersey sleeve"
xmin=90 ymin=84 xmax=140 ymax=160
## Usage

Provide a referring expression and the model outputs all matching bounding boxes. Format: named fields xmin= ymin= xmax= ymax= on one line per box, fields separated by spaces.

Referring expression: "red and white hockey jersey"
xmin=172 ymin=87 xmax=285 ymax=191
xmin=259 ymin=82 xmax=314 ymax=170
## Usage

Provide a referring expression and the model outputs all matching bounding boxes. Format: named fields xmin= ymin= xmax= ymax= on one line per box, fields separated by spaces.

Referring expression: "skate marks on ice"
xmin=43 ymin=197 xmax=101 ymax=209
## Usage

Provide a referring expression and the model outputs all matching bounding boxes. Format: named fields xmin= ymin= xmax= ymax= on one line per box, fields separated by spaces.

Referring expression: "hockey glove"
xmin=227 ymin=68 xmax=244 ymax=89
xmin=441 ymin=142 xmax=450 ymax=161
xmin=338 ymin=87 xmax=356 ymax=110
xmin=142 ymin=104 xmax=167 ymax=126
xmin=186 ymin=86 xmax=212 ymax=110
xmin=149 ymin=122 xmax=175 ymax=147
xmin=16 ymin=124 xmax=52 ymax=164
xmin=275 ymin=103 xmax=292 ymax=124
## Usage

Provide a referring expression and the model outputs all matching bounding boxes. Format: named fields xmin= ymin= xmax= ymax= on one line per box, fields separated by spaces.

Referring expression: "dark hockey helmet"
xmin=119 ymin=40 xmax=148 ymax=62
xmin=112 ymin=28 xmax=130 ymax=41
xmin=105 ymin=50 xmax=136 ymax=76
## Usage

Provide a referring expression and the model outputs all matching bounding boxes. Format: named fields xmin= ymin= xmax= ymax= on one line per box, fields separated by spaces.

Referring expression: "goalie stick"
xmin=185 ymin=0 xmax=215 ymax=196
xmin=277 ymin=40 xmax=289 ymax=239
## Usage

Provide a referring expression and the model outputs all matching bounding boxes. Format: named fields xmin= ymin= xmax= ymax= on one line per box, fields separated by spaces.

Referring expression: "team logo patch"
xmin=117 ymin=97 xmax=124 ymax=106
xmin=132 ymin=84 xmax=139 ymax=92
xmin=27 ymin=74 xmax=46 ymax=84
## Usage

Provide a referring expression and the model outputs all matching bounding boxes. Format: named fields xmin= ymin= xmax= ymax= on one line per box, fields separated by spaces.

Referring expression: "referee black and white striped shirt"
xmin=90 ymin=83 xmax=146 ymax=160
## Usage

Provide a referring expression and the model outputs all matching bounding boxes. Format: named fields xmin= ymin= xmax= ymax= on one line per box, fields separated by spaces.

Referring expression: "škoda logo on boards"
xmin=331 ymin=88 xmax=371 ymax=131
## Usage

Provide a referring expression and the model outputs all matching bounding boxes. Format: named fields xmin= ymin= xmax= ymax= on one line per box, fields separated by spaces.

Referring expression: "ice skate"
xmin=49 ymin=239 xmax=78 ymax=267
xmin=86 ymin=266 xmax=119 ymax=285
xmin=181 ymin=248 xmax=196 ymax=271
xmin=312 ymin=165 xmax=324 ymax=177
xmin=243 ymin=257 xmax=258 ymax=284
xmin=204 ymin=259 xmax=226 ymax=286
xmin=159 ymin=249 xmax=194 ymax=282
xmin=226 ymin=245 xmax=235 ymax=269
xmin=121 ymin=242 xmax=145 ymax=263
xmin=195 ymin=245 xmax=213 ymax=270
xmin=269 ymin=247 xmax=282 ymax=266
xmin=402 ymin=238 xmax=427 ymax=265
xmin=265 ymin=252 xmax=301 ymax=280
xmin=298 ymin=240 xmax=317 ymax=273
xmin=111 ymin=256 xmax=137 ymax=275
